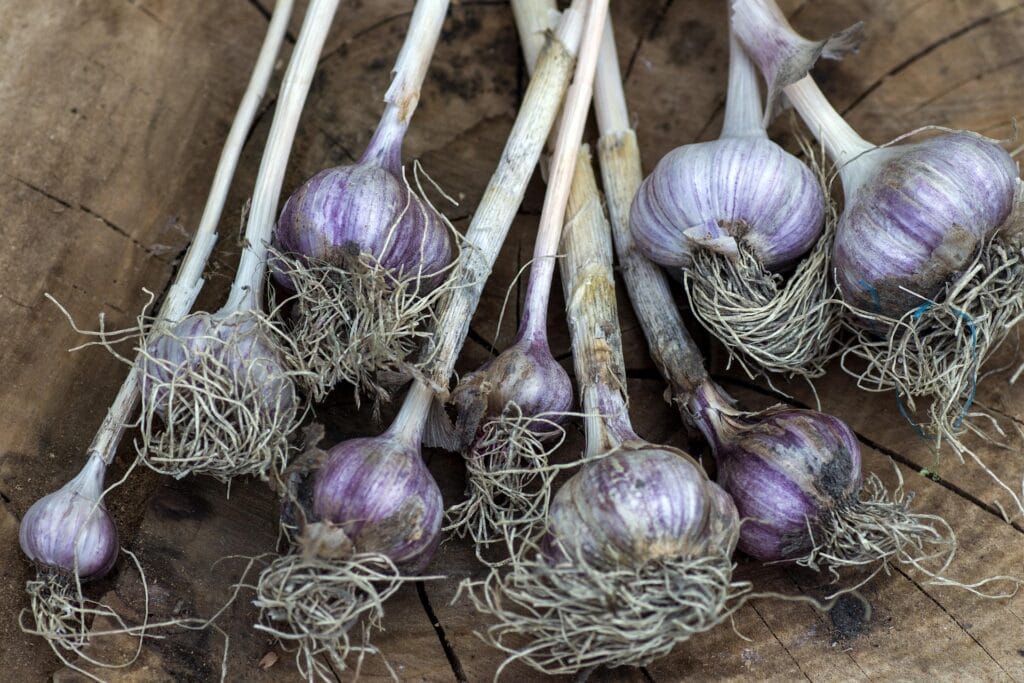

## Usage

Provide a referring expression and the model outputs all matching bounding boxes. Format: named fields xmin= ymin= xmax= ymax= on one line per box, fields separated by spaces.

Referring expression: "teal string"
xmin=858 ymin=278 xmax=881 ymax=311
xmin=896 ymin=303 xmax=979 ymax=434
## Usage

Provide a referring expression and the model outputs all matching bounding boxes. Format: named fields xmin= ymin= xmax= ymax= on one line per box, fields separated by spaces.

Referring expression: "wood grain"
xmin=2 ymin=1 xmax=1022 ymax=681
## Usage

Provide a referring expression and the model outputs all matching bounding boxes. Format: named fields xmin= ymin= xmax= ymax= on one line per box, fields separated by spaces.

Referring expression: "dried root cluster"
xmin=839 ymin=239 xmax=1024 ymax=455
xmin=460 ymin=535 xmax=748 ymax=677
xmin=444 ymin=404 xmax=572 ymax=564
xmin=253 ymin=522 xmax=420 ymax=681
xmin=138 ymin=312 xmax=305 ymax=483
xmin=273 ymin=247 xmax=457 ymax=408
xmin=685 ymin=137 xmax=841 ymax=380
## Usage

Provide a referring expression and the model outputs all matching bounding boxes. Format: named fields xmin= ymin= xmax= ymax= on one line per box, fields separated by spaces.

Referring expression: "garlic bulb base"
xmin=460 ymin=533 xmax=748 ymax=675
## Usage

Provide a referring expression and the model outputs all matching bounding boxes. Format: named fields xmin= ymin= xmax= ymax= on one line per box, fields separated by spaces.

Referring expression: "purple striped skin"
xmin=836 ymin=132 xmax=1017 ymax=318
xmin=706 ymin=481 xmax=741 ymax=556
xmin=452 ymin=334 xmax=573 ymax=441
xmin=543 ymin=444 xmax=720 ymax=568
xmin=313 ymin=436 xmax=443 ymax=574
xmin=141 ymin=311 xmax=297 ymax=422
xmin=691 ymin=383 xmax=863 ymax=561
xmin=20 ymin=457 xmax=117 ymax=580
xmin=631 ymin=137 xmax=825 ymax=271
xmin=274 ymin=155 xmax=454 ymax=291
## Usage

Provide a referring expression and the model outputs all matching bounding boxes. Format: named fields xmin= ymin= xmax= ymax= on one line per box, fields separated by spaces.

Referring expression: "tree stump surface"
xmin=0 ymin=0 xmax=1021 ymax=680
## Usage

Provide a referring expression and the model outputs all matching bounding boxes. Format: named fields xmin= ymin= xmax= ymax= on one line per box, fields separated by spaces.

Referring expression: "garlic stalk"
xmin=19 ymin=0 xmax=295 ymax=666
xmin=138 ymin=0 xmax=343 ymax=482
xmin=443 ymin=0 xmax=586 ymax=557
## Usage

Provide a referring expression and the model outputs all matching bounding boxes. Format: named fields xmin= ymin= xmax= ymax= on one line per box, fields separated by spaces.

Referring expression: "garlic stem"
xmin=783 ymin=74 xmax=875 ymax=170
xmin=387 ymin=380 xmax=434 ymax=444
xmin=88 ymin=0 xmax=295 ymax=467
xmin=592 ymin=14 xmax=628 ymax=135
xmin=720 ymin=32 xmax=766 ymax=139
xmin=559 ymin=147 xmax=637 ymax=457
xmin=417 ymin=4 xmax=583 ymax=388
xmin=361 ymin=0 xmax=450 ymax=170
xmin=511 ymin=0 xmax=558 ymax=76
xmin=593 ymin=16 xmax=709 ymax=402
xmin=224 ymin=0 xmax=341 ymax=314
xmin=520 ymin=0 xmax=610 ymax=342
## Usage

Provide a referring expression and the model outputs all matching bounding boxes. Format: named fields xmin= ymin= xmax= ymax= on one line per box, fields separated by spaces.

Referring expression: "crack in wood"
xmin=417 ymin=582 xmax=467 ymax=682
xmin=13 ymin=177 xmax=170 ymax=263
xmin=317 ymin=125 xmax=358 ymax=163
xmin=891 ymin=563 xmax=1015 ymax=679
xmin=127 ymin=0 xmax=163 ymax=25
xmin=466 ymin=325 xmax=500 ymax=358
xmin=749 ymin=600 xmax=814 ymax=682
xmin=712 ymin=374 xmax=1024 ymax=535
xmin=623 ymin=0 xmax=676 ymax=85
xmin=839 ymin=1 xmax=1024 ymax=117
xmin=910 ymin=54 xmax=1024 ymax=115
xmin=691 ymin=99 xmax=726 ymax=144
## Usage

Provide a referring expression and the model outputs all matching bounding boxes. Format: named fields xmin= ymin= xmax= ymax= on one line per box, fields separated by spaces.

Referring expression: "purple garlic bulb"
xmin=313 ymin=433 xmax=443 ymax=574
xmin=20 ymin=456 xmax=118 ymax=580
xmin=705 ymin=481 xmax=741 ymax=557
xmin=690 ymin=382 xmax=862 ymax=562
xmin=275 ymin=130 xmax=454 ymax=290
xmin=142 ymin=311 xmax=297 ymax=422
xmin=631 ymin=137 xmax=826 ymax=271
xmin=451 ymin=337 xmax=573 ymax=444
xmin=544 ymin=444 xmax=731 ymax=568
xmin=834 ymin=132 xmax=1018 ymax=317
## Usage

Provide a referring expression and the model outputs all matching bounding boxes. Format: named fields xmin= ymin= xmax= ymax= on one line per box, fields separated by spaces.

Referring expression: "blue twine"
xmin=951 ymin=307 xmax=978 ymax=428
xmin=858 ymin=278 xmax=881 ymax=311
xmin=896 ymin=391 xmax=928 ymax=439
xmin=896 ymin=303 xmax=979 ymax=433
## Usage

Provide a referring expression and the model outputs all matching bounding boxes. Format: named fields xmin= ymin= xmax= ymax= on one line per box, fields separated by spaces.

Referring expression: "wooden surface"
xmin=1 ymin=0 xmax=1023 ymax=680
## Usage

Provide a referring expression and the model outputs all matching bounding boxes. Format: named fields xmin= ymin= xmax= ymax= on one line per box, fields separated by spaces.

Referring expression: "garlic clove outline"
xmin=19 ymin=456 xmax=118 ymax=581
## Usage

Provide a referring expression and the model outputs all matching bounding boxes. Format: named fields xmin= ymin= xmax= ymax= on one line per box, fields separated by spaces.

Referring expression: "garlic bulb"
xmin=450 ymin=335 xmax=573 ymax=444
xmin=733 ymin=0 xmax=1021 ymax=320
xmin=312 ymin=407 xmax=443 ymax=574
xmin=275 ymin=112 xmax=455 ymax=291
xmin=543 ymin=443 xmax=734 ymax=567
xmin=833 ymin=132 xmax=1017 ymax=316
xmin=630 ymin=33 xmax=825 ymax=272
xmin=19 ymin=456 xmax=118 ymax=580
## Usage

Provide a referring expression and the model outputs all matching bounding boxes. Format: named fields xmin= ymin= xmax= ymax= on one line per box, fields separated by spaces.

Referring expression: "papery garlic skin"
xmin=452 ymin=337 xmax=573 ymax=439
xmin=631 ymin=137 xmax=826 ymax=270
xmin=313 ymin=435 xmax=443 ymax=574
xmin=835 ymin=132 xmax=1018 ymax=317
xmin=275 ymin=156 xmax=454 ymax=290
xmin=691 ymin=382 xmax=862 ymax=561
xmin=544 ymin=444 xmax=727 ymax=567
xmin=19 ymin=457 xmax=118 ymax=580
